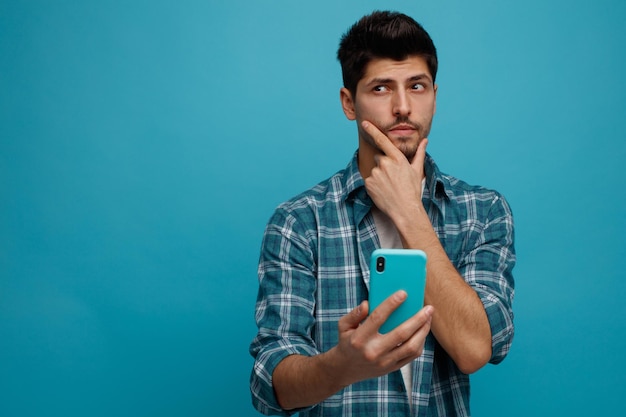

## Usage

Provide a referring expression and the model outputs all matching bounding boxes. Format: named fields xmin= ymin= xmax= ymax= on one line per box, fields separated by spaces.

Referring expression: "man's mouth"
xmin=388 ymin=124 xmax=418 ymax=136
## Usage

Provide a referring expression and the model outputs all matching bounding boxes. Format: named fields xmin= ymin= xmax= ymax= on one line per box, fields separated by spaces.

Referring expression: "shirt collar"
xmin=424 ymin=153 xmax=452 ymax=202
xmin=343 ymin=151 xmax=366 ymax=200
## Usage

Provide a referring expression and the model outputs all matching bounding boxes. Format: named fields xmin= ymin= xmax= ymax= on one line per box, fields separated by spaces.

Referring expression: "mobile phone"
xmin=368 ymin=248 xmax=427 ymax=334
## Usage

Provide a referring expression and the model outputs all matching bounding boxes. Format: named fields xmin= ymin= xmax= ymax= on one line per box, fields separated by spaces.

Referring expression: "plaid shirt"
xmin=250 ymin=152 xmax=515 ymax=417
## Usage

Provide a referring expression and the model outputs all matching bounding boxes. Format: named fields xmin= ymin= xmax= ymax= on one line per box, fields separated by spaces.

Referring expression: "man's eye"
xmin=412 ymin=83 xmax=425 ymax=91
xmin=373 ymin=85 xmax=388 ymax=92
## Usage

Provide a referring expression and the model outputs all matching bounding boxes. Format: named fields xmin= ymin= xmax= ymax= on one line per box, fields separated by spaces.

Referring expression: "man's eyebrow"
xmin=366 ymin=73 xmax=432 ymax=86
xmin=366 ymin=77 xmax=394 ymax=86
xmin=408 ymin=73 xmax=432 ymax=83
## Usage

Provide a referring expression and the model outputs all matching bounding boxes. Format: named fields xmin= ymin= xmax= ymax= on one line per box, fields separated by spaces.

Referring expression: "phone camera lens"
xmin=376 ymin=256 xmax=385 ymax=272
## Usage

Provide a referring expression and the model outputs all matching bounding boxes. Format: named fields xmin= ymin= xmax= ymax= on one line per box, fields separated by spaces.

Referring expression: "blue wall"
xmin=2 ymin=1 xmax=625 ymax=416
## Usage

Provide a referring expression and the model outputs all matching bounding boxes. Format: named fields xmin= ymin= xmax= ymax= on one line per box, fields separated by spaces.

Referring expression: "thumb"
xmin=338 ymin=300 xmax=369 ymax=332
xmin=411 ymin=138 xmax=428 ymax=173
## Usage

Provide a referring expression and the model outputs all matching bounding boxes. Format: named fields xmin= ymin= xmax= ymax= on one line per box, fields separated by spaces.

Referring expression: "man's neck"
xmin=357 ymin=139 xmax=379 ymax=179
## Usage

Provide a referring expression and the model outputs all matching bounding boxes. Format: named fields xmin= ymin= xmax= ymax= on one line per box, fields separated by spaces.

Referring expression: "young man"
xmin=250 ymin=11 xmax=515 ymax=417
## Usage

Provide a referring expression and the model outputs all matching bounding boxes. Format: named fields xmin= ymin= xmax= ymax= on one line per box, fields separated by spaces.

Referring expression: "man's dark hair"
xmin=337 ymin=11 xmax=438 ymax=96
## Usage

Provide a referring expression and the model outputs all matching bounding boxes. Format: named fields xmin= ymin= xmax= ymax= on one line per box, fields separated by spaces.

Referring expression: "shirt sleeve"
xmin=457 ymin=192 xmax=516 ymax=364
xmin=249 ymin=206 xmax=320 ymax=416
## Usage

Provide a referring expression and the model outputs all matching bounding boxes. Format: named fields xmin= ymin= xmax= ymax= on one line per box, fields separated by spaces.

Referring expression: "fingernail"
xmin=394 ymin=290 xmax=407 ymax=301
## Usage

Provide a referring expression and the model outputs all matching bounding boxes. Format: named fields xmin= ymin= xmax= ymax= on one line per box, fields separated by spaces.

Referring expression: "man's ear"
xmin=340 ymin=87 xmax=356 ymax=120
xmin=433 ymin=84 xmax=438 ymax=115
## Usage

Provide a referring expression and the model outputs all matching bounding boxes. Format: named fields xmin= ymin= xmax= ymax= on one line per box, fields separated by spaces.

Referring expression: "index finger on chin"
xmin=361 ymin=121 xmax=399 ymax=158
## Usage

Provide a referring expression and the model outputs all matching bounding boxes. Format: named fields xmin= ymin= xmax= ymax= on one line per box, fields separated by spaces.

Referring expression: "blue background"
xmin=2 ymin=1 xmax=625 ymax=416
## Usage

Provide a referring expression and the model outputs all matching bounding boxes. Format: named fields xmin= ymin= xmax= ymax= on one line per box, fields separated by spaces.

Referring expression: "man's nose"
xmin=392 ymin=90 xmax=411 ymax=116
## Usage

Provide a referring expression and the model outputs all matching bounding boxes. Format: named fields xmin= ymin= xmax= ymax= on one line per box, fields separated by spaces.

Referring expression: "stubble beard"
xmin=363 ymin=116 xmax=432 ymax=162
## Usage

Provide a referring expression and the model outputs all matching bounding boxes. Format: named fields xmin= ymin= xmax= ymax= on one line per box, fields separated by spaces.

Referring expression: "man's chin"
xmin=402 ymin=149 xmax=418 ymax=162
xmin=394 ymin=144 xmax=417 ymax=161
xmin=390 ymin=138 xmax=418 ymax=161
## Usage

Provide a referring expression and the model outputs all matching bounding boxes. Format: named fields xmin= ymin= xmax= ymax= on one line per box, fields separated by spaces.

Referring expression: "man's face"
xmin=341 ymin=56 xmax=437 ymax=162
